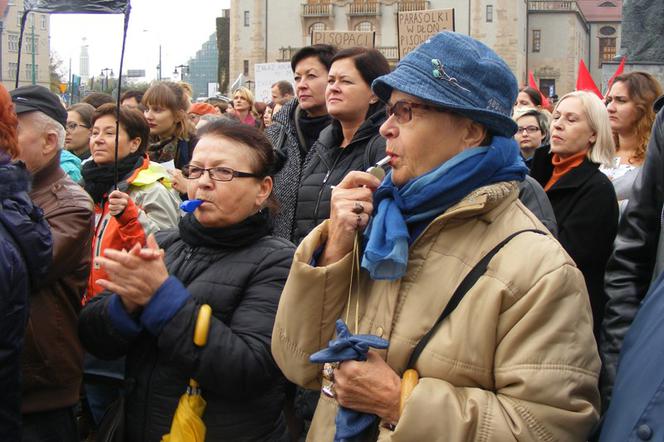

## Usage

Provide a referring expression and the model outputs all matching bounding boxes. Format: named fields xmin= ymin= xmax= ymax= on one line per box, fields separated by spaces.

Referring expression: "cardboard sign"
xmin=398 ymin=9 xmax=455 ymax=58
xmin=311 ymin=31 xmax=375 ymax=49
xmin=254 ymin=62 xmax=295 ymax=103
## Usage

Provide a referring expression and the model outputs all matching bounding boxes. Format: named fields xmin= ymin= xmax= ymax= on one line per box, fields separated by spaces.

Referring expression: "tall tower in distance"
xmin=80 ymin=37 xmax=90 ymax=84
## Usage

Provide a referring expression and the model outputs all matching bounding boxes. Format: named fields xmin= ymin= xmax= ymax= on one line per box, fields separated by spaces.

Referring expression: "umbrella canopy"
xmin=161 ymin=380 xmax=206 ymax=442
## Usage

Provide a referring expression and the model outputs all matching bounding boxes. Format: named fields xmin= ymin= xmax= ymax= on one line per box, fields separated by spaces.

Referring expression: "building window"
xmin=355 ymin=21 xmax=373 ymax=31
xmin=243 ymin=60 xmax=249 ymax=76
xmin=600 ymin=26 xmax=616 ymax=36
xmin=8 ymin=63 xmax=18 ymax=80
xmin=599 ymin=37 xmax=617 ymax=63
xmin=244 ymin=10 xmax=250 ymax=27
xmin=309 ymin=22 xmax=326 ymax=33
xmin=8 ymin=33 xmax=19 ymax=52
xmin=8 ymin=0 xmax=15 ymax=5
xmin=40 ymin=15 xmax=47 ymax=30
xmin=27 ymin=36 xmax=39 ymax=54
xmin=599 ymin=1 xmax=616 ymax=6
xmin=486 ymin=5 xmax=493 ymax=23
xmin=25 ymin=64 xmax=38 ymax=80
xmin=532 ymin=29 xmax=541 ymax=52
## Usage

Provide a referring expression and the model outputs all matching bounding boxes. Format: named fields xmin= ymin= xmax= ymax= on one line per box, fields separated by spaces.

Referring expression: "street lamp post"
xmin=101 ymin=68 xmax=113 ymax=91
xmin=173 ymin=64 xmax=189 ymax=81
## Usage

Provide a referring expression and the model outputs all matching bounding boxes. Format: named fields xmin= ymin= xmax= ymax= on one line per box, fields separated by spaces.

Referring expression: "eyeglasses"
xmin=385 ymin=100 xmax=446 ymax=124
xmin=517 ymin=125 xmax=541 ymax=134
xmin=66 ymin=121 xmax=89 ymax=131
xmin=182 ymin=165 xmax=261 ymax=182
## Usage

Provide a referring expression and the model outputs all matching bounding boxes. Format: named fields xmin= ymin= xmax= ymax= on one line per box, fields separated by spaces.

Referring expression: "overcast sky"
xmin=50 ymin=0 xmax=230 ymax=82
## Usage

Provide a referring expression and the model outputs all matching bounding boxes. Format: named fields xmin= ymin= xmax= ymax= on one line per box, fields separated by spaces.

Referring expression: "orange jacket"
xmin=85 ymin=156 xmax=180 ymax=303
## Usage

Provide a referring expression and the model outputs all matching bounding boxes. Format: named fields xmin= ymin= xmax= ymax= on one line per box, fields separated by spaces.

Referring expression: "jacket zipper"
xmin=312 ymin=150 xmax=343 ymax=226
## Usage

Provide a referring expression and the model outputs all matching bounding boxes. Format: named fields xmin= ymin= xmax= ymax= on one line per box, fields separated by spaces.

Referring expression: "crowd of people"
xmin=1 ymin=30 xmax=664 ymax=442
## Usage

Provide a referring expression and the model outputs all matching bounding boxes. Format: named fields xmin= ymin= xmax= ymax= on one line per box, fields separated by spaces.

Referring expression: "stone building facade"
xmin=1 ymin=0 xmax=51 ymax=91
xmin=227 ymin=0 xmax=622 ymax=98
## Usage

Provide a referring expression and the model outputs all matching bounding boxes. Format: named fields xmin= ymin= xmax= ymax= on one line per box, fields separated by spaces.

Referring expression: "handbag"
xmin=95 ymin=394 xmax=125 ymax=442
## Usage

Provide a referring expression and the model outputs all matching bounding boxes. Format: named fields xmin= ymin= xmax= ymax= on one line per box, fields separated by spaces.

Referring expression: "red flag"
xmin=606 ymin=56 xmax=626 ymax=94
xmin=527 ymin=71 xmax=550 ymax=108
xmin=576 ymin=59 xmax=603 ymax=99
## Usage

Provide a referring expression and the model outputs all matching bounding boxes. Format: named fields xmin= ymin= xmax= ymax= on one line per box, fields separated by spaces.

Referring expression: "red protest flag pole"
xmin=605 ymin=56 xmax=626 ymax=95
xmin=576 ymin=59 xmax=603 ymax=99
xmin=528 ymin=71 xmax=550 ymax=108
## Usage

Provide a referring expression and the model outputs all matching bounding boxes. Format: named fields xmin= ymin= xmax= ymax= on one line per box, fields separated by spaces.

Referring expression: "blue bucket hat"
xmin=372 ymin=31 xmax=518 ymax=137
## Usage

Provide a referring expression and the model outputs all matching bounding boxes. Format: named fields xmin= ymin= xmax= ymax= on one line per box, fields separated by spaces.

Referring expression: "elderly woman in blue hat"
xmin=272 ymin=32 xmax=600 ymax=441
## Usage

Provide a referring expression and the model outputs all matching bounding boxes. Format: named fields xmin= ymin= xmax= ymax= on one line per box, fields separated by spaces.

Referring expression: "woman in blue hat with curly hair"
xmin=272 ymin=31 xmax=600 ymax=441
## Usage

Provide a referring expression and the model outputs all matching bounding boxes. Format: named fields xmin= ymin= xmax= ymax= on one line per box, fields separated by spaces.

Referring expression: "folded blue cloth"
xmin=310 ymin=320 xmax=389 ymax=442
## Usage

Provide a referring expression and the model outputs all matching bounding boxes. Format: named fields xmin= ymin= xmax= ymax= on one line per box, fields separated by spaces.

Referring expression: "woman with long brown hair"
xmin=142 ymin=81 xmax=198 ymax=194
xmin=603 ymin=72 xmax=662 ymax=212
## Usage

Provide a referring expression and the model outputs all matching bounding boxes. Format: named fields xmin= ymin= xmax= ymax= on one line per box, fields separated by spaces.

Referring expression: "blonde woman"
xmin=232 ymin=87 xmax=259 ymax=127
xmin=530 ymin=90 xmax=618 ymax=339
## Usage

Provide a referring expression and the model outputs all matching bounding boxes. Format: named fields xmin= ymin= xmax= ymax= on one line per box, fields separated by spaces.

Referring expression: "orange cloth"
xmin=544 ymin=150 xmax=588 ymax=191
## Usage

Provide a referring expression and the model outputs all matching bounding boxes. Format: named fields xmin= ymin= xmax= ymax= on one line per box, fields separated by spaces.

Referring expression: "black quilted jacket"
xmin=79 ymin=221 xmax=295 ymax=442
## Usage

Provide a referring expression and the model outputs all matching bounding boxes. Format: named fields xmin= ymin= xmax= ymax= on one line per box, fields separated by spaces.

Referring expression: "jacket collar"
xmin=316 ymin=109 xmax=386 ymax=151
xmin=413 ymin=181 xmax=520 ymax=245
xmin=546 ymin=158 xmax=599 ymax=191
xmin=32 ymin=150 xmax=65 ymax=190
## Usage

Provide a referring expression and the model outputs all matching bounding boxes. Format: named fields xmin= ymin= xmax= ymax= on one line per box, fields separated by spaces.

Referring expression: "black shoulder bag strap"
xmin=406 ymin=228 xmax=547 ymax=370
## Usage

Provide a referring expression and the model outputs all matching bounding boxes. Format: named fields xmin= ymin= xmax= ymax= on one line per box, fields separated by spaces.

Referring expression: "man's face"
xmin=271 ymin=85 xmax=285 ymax=105
xmin=17 ymin=112 xmax=50 ymax=173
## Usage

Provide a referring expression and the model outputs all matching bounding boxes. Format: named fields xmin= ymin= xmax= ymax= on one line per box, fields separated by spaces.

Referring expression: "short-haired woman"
xmin=530 ymin=90 xmax=619 ymax=338
xmin=273 ymin=32 xmax=600 ymax=441
xmin=602 ymin=72 xmax=663 ymax=213
xmin=80 ymin=120 xmax=294 ymax=441
xmin=514 ymin=107 xmax=550 ymax=167
xmin=82 ymin=103 xmax=181 ymax=302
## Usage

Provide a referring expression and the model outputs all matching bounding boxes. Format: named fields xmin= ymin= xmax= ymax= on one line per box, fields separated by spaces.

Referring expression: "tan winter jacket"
xmin=272 ymin=182 xmax=600 ymax=441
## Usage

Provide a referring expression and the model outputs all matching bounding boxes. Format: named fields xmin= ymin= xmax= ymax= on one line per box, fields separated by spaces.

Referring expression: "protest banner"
xmin=254 ymin=62 xmax=295 ymax=103
xmin=311 ymin=30 xmax=375 ymax=49
xmin=398 ymin=9 xmax=454 ymax=58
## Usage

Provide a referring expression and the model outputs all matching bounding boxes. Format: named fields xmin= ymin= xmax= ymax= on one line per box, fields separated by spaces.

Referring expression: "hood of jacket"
xmin=0 ymin=162 xmax=52 ymax=289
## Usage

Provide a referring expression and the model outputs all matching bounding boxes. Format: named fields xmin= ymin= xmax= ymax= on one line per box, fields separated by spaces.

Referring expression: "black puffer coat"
xmin=79 ymin=212 xmax=295 ymax=442
xmin=0 ymin=162 xmax=52 ymax=441
xmin=293 ymin=111 xmax=386 ymax=245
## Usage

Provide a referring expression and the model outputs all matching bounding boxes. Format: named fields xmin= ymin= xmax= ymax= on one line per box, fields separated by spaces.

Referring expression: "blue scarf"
xmin=361 ymin=136 xmax=527 ymax=280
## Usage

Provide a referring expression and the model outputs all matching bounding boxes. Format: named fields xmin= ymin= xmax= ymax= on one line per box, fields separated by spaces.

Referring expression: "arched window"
xmin=309 ymin=22 xmax=326 ymax=33
xmin=599 ymin=1 xmax=616 ymax=6
xmin=600 ymin=26 xmax=616 ymax=36
xmin=355 ymin=21 xmax=373 ymax=32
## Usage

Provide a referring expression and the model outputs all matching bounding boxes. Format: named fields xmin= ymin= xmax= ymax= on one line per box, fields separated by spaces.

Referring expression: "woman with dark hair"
xmin=515 ymin=86 xmax=543 ymax=109
xmin=602 ymin=71 xmax=662 ymax=213
xmin=291 ymin=47 xmax=390 ymax=244
xmin=143 ymin=81 xmax=198 ymax=194
xmin=79 ymin=119 xmax=294 ymax=441
xmin=0 ymin=84 xmax=52 ymax=441
xmin=82 ymin=103 xmax=181 ymax=302
xmin=65 ymin=102 xmax=95 ymax=160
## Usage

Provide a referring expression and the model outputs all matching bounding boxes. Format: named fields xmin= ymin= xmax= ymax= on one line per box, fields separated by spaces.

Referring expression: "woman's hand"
xmin=319 ymin=171 xmax=381 ymax=266
xmin=95 ymin=235 xmax=168 ymax=313
xmin=334 ymin=351 xmax=402 ymax=424
xmin=169 ymin=168 xmax=187 ymax=194
xmin=108 ymin=190 xmax=130 ymax=217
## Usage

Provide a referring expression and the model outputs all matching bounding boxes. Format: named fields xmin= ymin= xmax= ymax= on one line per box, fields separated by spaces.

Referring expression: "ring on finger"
xmin=322 ymin=382 xmax=336 ymax=398
xmin=322 ymin=363 xmax=336 ymax=381
xmin=352 ymin=202 xmax=364 ymax=214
